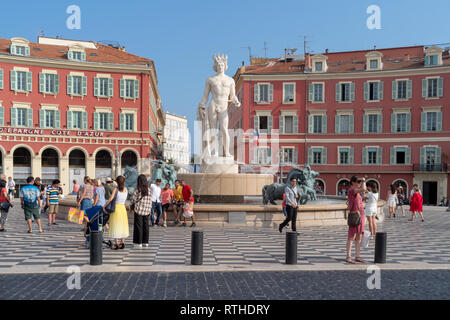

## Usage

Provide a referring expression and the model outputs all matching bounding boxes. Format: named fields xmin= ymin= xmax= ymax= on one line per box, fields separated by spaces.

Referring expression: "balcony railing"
xmin=412 ymin=163 xmax=448 ymax=172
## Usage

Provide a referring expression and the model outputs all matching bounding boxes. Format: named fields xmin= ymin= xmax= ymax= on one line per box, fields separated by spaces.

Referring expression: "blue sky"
xmin=1 ymin=0 xmax=449 ymax=143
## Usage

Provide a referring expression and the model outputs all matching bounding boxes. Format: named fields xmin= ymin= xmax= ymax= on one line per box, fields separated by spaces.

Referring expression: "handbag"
xmin=347 ymin=211 xmax=361 ymax=227
xmin=68 ymin=207 xmax=84 ymax=224
xmin=0 ymin=202 xmax=11 ymax=212
xmin=104 ymin=189 xmax=117 ymax=214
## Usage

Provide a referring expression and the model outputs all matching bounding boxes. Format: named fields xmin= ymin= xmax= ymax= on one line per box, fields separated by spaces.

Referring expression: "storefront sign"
xmin=0 ymin=127 xmax=104 ymax=137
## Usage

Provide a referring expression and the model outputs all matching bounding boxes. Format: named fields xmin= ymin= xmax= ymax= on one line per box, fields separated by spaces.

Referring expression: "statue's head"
xmin=213 ymin=53 xmax=228 ymax=73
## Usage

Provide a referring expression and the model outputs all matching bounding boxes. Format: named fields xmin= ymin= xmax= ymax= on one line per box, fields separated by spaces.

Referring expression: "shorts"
xmin=387 ymin=200 xmax=397 ymax=208
xmin=24 ymin=206 xmax=40 ymax=221
xmin=48 ymin=204 xmax=59 ymax=214
xmin=365 ymin=207 xmax=377 ymax=217
xmin=162 ymin=203 xmax=170 ymax=212
xmin=7 ymin=189 xmax=15 ymax=196
xmin=175 ymin=201 xmax=184 ymax=208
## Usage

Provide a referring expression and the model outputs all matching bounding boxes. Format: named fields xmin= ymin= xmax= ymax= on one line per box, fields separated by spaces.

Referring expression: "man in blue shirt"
xmin=20 ymin=176 xmax=43 ymax=233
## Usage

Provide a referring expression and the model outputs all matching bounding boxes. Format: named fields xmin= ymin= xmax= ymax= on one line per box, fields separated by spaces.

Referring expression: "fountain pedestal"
xmin=200 ymin=156 xmax=238 ymax=174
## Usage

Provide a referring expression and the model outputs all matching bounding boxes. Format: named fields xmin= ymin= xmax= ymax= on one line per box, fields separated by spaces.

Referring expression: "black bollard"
xmin=285 ymin=231 xmax=297 ymax=265
xmin=90 ymin=231 xmax=103 ymax=265
xmin=374 ymin=232 xmax=387 ymax=264
xmin=191 ymin=231 xmax=203 ymax=265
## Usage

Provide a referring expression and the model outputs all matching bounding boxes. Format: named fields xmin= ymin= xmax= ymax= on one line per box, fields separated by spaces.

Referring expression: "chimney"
xmin=305 ymin=53 xmax=311 ymax=69
xmin=373 ymin=45 xmax=377 ymax=50
xmin=325 ymin=48 xmax=328 ymax=54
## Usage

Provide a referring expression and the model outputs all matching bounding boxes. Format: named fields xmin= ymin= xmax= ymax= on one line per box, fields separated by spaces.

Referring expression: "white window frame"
xmin=280 ymin=147 xmax=295 ymax=164
xmin=311 ymin=54 xmax=328 ymax=73
xmin=365 ymin=51 xmax=383 ymax=71
xmin=282 ymin=82 xmax=296 ymax=104
xmin=367 ymin=80 xmax=381 ymax=101
xmin=312 ymin=82 xmax=324 ymax=103
xmin=425 ymin=76 xmax=439 ymax=99
xmin=338 ymin=146 xmax=353 ymax=165
xmin=256 ymin=82 xmax=271 ymax=104
xmin=120 ymin=108 xmax=138 ymax=132
xmin=424 ymin=46 xmax=443 ymax=67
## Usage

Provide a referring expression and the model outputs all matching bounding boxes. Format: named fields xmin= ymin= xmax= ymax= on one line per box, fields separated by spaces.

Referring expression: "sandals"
xmin=355 ymin=257 xmax=367 ymax=263
xmin=346 ymin=257 xmax=356 ymax=264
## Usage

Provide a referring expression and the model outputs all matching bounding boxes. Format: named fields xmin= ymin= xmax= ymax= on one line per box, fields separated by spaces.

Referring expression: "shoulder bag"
xmin=347 ymin=189 xmax=362 ymax=227
xmin=104 ymin=188 xmax=118 ymax=214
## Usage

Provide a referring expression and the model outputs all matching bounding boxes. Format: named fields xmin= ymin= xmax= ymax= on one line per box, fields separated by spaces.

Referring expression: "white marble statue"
xmin=197 ymin=53 xmax=241 ymax=161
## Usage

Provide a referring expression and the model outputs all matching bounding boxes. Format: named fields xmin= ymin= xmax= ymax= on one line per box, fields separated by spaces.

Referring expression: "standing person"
xmin=409 ymin=185 xmax=424 ymax=222
xmin=104 ymin=178 xmax=114 ymax=201
xmin=46 ymin=180 xmax=61 ymax=226
xmin=397 ymin=186 xmax=407 ymax=217
xmin=182 ymin=197 xmax=196 ymax=227
xmin=20 ymin=176 xmax=43 ymax=233
xmin=172 ymin=180 xmax=184 ymax=225
xmin=279 ymin=177 xmax=298 ymax=233
xmin=0 ymin=179 xmax=12 ymax=232
xmin=104 ymin=176 xmax=129 ymax=249
xmin=181 ymin=180 xmax=196 ymax=227
xmin=93 ymin=179 xmax=106 ymax=207
xmin=130 ymin=174 xmax=152 ymax=248
xmin=410 ymin=184 xmax=422 ymax=199
xmin=72 ymin=180 xmax=80 ymax=195
xmin=33 ymin=178 xmax=46 ymax=215
xmin=7 ymin=177 xmax=16 ymax=200
xmin=346 ymin=176 xmax=367 ymax=264
xmin=77 ymin=177 xmax=94 ymax=212
xmin=386 ymin=184 xmax=398 ymax=218
xmin=365 ymin=182 xmax=379 ymax=240
xmin=150 ymin=179 xmax=162 ymax=227
xmin=161 ymin=183 xmax=173 ymax=228
xmin=281 ymin=193 xmax=289 ymax=228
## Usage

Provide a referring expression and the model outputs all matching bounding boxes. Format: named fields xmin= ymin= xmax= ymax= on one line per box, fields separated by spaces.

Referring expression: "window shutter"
xmin=10 ymin=70 xmax=16 ymax=91
xmin=363 ymin=82 xmax=368 ymax=101
xmin=25 ymin=46 xmax=30 ymax=56
xmin=67 ymin=111 xmax=72 ymax=129
xmin=93 ymin=112 xmax=99 ymax=130
xmin=120 ymin=79 xmax=125 ymax=98
xmin=322 ymin=114 xmax=327 ymax=134
xmin=420 ymin=112 xmax=426 ymax=131
xmin=308 ymin=83 xmax=313 ymax=101
xmin=377 ymin=114 xmax=382 ymax=133
xmin=108 ymin=78 xmax=113 ymax=97
xmin=279 ymin=116 xmax=284 ymax=134
xmin=335 ymin=115 xmax=340 ymax=133
xmin=349 ymin=115 xmax=354 ymax=133
xmin=378 ymin=81 xmax=383 ymax=100
xmin=420 ymin=147 xmax=426 ymax=167
xmin=134 ymin=79 xmax=139 ymax=99
xmin=406 ymin=113 xmax=411 ymax=132
xmin=438 ymin=77 xmax=443 ymax=97
xmin=405 ymin=147 xmax=411 ymax=164
xmin=436 ymin=147 xmax=441 ymax=164
xmin=425 ymin=55 xmax=430 ymax=66
xmin=349 ymin=148 xmax=354 ymax=164
xmin=350 ymin=82 xmax=355 ymax=101
xmin=11 ymin=108 xmax=17 ymax=127
xmin=422 ymin=79 xmax=427 ymax=98
xmin=391 ymin=113 xmax=396 ymax=132
xmin=10 ymin=45 xmax=16 ymax=55
xmin=82 ymin=112 xmax=87 ymax=130
xmin=93 ymin=77 xmax=99 ymax=97
xmin=82 ymin=76 xmax=87 ymax=95
xmin=407 ymin=80 xmax=412 ymax=99
xmin=68 ymin=51 xmax=73 ymax=60
xmin=0 ymin=106 xmax=4 ymax=126
xmin=390 ymin=147 xmax=396 ymax=165
xmin=39 ymin=73 xmax=45 ymax=93
xmin=267 ymin=148 xmax=272 ymax=164
xmin=54 ymin=74 xmax=60 ymax=94
xmin=294 ymin=150 xmax=298 ymax=164
xmin=253 ymin=115 xmax=259 ymax=131
xmin=0 ymin=69 xmax=3 ymax=90
xmin=55 ymin=110 xmax=60 ymax=128
xmin=120 ymin=113 xmax=125 ymax=131
xmin=108 ymin=113 xmax=114 ymax=131
xmin=254 ymin=84 xmax=260 ymax=102
xmin=377 ymin=147 xmax=382 ymax=164
xmin=268 ymin=116 xmax=273 ymax=133
xmin=308 ymin=148 xmax=313 ymax=164
xmin=27 ymin=108 xmax=33 ymax=127
xmin=81 ymin=52 xmax=86 ymax=61
xmin=293 ymin=115 xmax=298 ymax=133
xmin=39 ymin=109 xmax=45 ymax=128
xmin=392 ymin=80 xmax=397 ymax=99
xmin=253 ymin=148 xmax=258 ymax=164
xmin=268 ymin=84 xmax=273 ymax=102
xmin=436 ymin=111 xmax=442 ymax=131
xmin=67 ymin=75 xmax=72 ymax=95
xmin=363 ymin=114 xmax=368 ymax=133
xmin=26 ymin=72 xmax=32 ymax=92
xmin=362 ymin=147 xmax=367 ymax=165
xmin=322 ymin=148 xmax=327 ymax=164
xmin=308 ymin=115 xmax=313 ymax=133
xmin=335 ymin=83 xmax=341 ymax=101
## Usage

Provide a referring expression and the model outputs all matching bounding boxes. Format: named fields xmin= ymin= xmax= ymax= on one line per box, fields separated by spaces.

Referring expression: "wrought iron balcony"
xmin=412 ymin=163 xmax=448 ymax=172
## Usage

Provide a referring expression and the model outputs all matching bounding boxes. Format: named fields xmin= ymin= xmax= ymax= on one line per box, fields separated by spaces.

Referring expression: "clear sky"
xmin=1 ymin=0 xmax=449 ymax=148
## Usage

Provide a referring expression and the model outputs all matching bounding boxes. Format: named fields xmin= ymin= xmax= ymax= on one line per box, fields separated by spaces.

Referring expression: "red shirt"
xmin=182 ymin=184 xmax=192 ymax=202
xmin=0 ymin=188 xmax=8 ymax=202
xmin=282 ymin=193 xmax=286 ymax=208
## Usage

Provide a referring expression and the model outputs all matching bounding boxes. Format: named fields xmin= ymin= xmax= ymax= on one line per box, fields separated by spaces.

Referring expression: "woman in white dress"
xmin=386 ymin=184 xmax=398 ymax=219
xmin=365 ymin=182 xmax=379 ymax=239
xmin=104 ymin=175 xmax=129 ymax=250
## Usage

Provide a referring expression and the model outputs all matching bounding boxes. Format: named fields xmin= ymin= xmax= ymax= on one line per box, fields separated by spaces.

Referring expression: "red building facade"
xmin=0 ymin=36 xmax=164 ymax=193
xmin=230 ymin=45 xmax=450 ymax=205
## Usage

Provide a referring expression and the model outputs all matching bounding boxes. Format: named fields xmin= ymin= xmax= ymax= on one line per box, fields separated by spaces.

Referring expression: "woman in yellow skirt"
xmin=104 ymin=176 xmax=129 ymax=250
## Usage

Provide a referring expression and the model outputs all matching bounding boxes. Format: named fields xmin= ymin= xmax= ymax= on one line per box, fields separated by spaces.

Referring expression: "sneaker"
xmin=375 ymin=215 xmax=379 ymax=220
xmin=174 ymin=220 xmax=179 ymax=225
xmin=163 ymin=223 xmax=167 ymax=227
xmin=134 ymin=244 xmax=142 ymax=249
xmin=190 ymin=223 xmax=196 ymax=227
xmin=182 ymin=222 xmax=186 ymax=227
xmin=143 ymin=243 xmax=149 ymax=247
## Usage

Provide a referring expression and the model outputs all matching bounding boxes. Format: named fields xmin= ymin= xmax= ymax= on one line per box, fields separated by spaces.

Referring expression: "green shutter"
xmin=108 ymin=78 xmax=113 ymax=97
xmin=420 ymin=147 xmax=426 ymax=167
xmin=279 ymin=116 xmax=284 ymax=134
xmin=363 ymin=114 xmax=368 ymax=133
xmin=322 ymin=148 xmax=327 ymax=164
xmin=424 ymin=55 xmax=430 ymax=66
xmin=335 ymin=83 xmax=341 ymax=101
xmin=378 ymin=81 xmax=383 ymax=100
xmin=362 ymin=147 xmax=367 ymax=164
xmin=120 ymin=79 xmax=125 ymax=98
xmin=349 ymin=115 xmax=354 ymax=133
xmin=268 ymin=116 xmax=273 ymax=133
xmin=406 ymin=113 xmax=411 ymax=132
xmin=420 ymin=112 xmax=426 ymax=131
xmin=390 ymin=147 xmax=396 ymax=165
xmin=308 ymin=83 xmax=313 ymax=101
xmin=68 ymin=51 xmax=73 ymax=60
xmin=254 ymin=84 xmax=259 ymax=102
xmin=10 ymin=45 xmax=16 ymax=55
xmin=293 ymin=150 xmax=298 ymax=164
xmin=377 ymin=114 xmax=382 ymax=133
xmin=267 ymin=148 xmax=272 ymax=164
xmin=0 ymin=106 xmax=4 ymax=126
xmin=405 ymin=147 xmax=411 ymax=164
xmin=26 ymin=72 xmax=32 ymax=92
xmin=82 ymin=76 xmax=87 ymax=95
xmin=93 ymin=112 xmax=99 ymax=130
xmin=436 ymin=147 xmax=441 ymax=164
xmin=39 ymin=109 xmax=45 ymax=128
xmin=363 ymin=82 xmax=368 ymax=101
xmin=349 ymin=148 xmax=354 ymax=164
xmin=350 ymin=82 xmax=355 ymax=101
xmin=308 ymin=148 xmax=313 ymax=164
xmin=67 ymin=111 xmax=72 ymax=129
xmin=67 ymin=75 xmax=72 ymax=95
xmin=253 ymin=148 xmax=258 ymax=164
xmin=25 ymin=46 xmax=30 ymax=56
xmin=293 ymin=115 xmax=298 ymax=133
xmin=308 ymin=115 xmax=313 ymax=133
xmin=335 ymin=115 xmax=340 ymax=133
xmin=438 ymin=77 xmax=443 ymax=97
xmin=407 ymin=80 xmax=412 ymax=99
xmin=120 ymin=113 xmax=125 ymax=131
xmin=10 ymin=70 xmax=16 ymax=91
xmin=422 ymin=79 xmax=427 ymax=98
xmin=322 ymin=115 xmax=327 ymax=134
xmin=392 ymin=80 xmax=397 ymax=100
xmin=55 ymin=110 xmax=60 ymax=128
xmin=39 ymin=73 xmax=45 ymax=93
xmin=11 ymin=108 xmax=17 ymax=126
xmin=93 ymin=77 xmax=99 ymax=97
xmin=82 ymin=112 xmax=87 ymax=129
xmin=254 ymin=115 xmax=259 ymax=131
xmin=268 ymin=84 xmax=273 ymax=102
xmin=27 ymin=108 xmax=33 ymax=127
xmin=134 ymin=79 xmax=139 ymax=99
xmin=391 ymin=113 xmax=397 ymax=132
xmin=108 ymin=113 xmax=114 ymax=131
xmin=0 ymin=69 xmax=3 ymax=90
xmin=377 ymin=147 xmax=382 ymax=164
xmin=54 ymin=74 xmax=59 ymax=94
xmin=437 ymin=111 xmax=442 ymax=131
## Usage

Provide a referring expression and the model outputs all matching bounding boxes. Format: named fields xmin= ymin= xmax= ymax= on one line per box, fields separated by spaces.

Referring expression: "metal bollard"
xmin=191 ymin=231 xmax=203 ymax=265
xmin=285 ymin=231 xmax=297 ymax=265
xmin=374 ymin=232 xmax=387 ymax=264
xmin=90 ymin=231 xmax=103 ymax=265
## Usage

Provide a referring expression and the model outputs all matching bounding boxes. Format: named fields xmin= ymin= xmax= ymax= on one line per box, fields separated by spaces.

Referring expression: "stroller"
xmin=83 ymin=205 xmax=113 ymax=249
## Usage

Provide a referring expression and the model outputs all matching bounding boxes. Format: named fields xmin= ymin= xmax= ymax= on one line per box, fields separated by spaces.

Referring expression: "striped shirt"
xmin=47 ymin=187 xmax=60 ymax=204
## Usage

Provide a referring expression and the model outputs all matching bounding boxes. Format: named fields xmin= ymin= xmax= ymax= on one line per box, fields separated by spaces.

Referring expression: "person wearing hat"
xmin=396 ymin=185 xmax=407 ymax=217
xmin=104 ymin=177 xmax=115 ymax=201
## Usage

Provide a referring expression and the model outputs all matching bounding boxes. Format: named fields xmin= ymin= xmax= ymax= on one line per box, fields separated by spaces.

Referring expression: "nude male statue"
xmin=197 ymin=53 xmax=241 ymax=159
